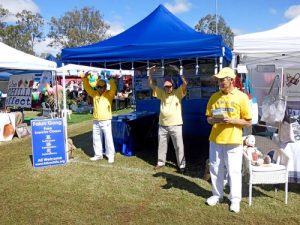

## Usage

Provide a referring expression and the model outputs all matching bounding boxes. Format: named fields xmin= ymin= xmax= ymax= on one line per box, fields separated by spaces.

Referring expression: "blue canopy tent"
xmin=46 ymin=54 xmax=62 ymax=67
xmin=62 ymin=4 xmax=232 ymax=64
xmin=62 ymin=4 xmax=232 ymax=143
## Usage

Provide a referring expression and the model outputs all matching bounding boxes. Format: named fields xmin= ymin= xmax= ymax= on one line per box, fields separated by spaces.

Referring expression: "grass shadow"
xmin=71 ymin=131 xmax=94 ymax=157
xmin=153 ymin=172 xmax=211 ymax=198
xmin=29 ymin=154 xmax=33 ymax=166
xmin=135 ymin=134 xmax=209 ymax=179
xmin=242 ymin=183 xmax=276 ymax=203
xmin=288 ymin=183 xmax=300 ymax=194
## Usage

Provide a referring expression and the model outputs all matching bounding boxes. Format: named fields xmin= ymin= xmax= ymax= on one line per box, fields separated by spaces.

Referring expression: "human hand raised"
xmin=80 ymin=71 xmax=90 ymax=78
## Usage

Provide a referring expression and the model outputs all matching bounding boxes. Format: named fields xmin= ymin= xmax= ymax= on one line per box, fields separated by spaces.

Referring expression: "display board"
xmin=6 ymin=74 xmax=34 ymax=108
xmin=134 ymin=65 xmax=217 ymax=101
xmin=133 ymin=63 xmax=216 ymax=137
xmin=31 ymin=118 xmax=66 ymax=168
xmin=0 ymin=112 xmax=15 ymax=142
xmin=283 ymin=69 xmax=300 ymax=101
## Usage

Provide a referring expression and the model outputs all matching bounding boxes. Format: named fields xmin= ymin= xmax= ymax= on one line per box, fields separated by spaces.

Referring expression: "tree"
xmin=0 ymin=7 xmax=9 ymax=29
xmin=195 ymin=14 xmax=234 ymax=48
xmin=16 ymin=10 xmax=44 ymax=54
xmin=0 ymin=7 xmax=44 ymax=55
xmin=48 ymin=7 xmax=110 ymax=49
xmin=0 ymin=6 xmax=9 ymax=40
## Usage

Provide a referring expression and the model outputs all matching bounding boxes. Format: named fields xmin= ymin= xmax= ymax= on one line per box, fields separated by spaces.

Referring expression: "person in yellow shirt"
xmin=82 ymin=72 xmax=117 ymax=163
xmin=205 ymin=67 xmax=252 ymax=213
xmin=148 ymin=65 xmax=187 ymax=173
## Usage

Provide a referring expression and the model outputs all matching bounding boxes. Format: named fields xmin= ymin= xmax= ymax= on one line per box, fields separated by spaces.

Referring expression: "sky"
xmin=1 ymin=0 xmax=300 ymax=56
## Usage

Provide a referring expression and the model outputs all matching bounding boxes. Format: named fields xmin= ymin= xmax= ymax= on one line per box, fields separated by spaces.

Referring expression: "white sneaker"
xmin=206 ymin=196 xmax=223 ymax=206
xmin=108 ymin=157 xmax=114 ymax=164
xmin=90 ymin=155 xmax=103 ymax=161
xmin=230 ymin=202 xmax=240 ymax=213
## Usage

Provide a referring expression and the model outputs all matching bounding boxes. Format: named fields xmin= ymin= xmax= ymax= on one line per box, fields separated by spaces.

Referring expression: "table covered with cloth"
xmin=112 ymin=111 xmax=158 ymax=156
xmin=273 ymin=133 xmax=300 ymax=183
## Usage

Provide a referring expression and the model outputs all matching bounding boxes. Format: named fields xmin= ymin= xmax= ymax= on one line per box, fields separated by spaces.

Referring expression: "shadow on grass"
xmin=71 ymin=131 xmax=94 ymax=157
xmin=69 ymin=118 xmax=210 ymax=180
xmin=241 ymin=183 xmax=278 ymax=204
xmin=288 ymin=183 xmax=300 ymax=194
xmin=29 ymin=154 xmax=33 ymax=166
xmin=133 ymin=135 xmax=209 ymax=179
xmin=153 ymin=172 xmax=211 ymax=198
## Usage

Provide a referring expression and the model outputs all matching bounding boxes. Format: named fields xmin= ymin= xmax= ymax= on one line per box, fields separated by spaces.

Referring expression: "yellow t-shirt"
xmin=206 ymin=88 xmax=252 ymax=144
xmin=153 ymin=86 xmax=185 ymax=126
xmin=83 ymin=78 xmax=116 ymax=120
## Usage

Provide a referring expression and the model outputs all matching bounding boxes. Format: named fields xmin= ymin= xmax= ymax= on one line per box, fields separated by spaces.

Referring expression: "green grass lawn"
xmin=23 ymin=108 xmax=133 ymax=125
xmin=1 ymin=114 xmax=300 ymax=225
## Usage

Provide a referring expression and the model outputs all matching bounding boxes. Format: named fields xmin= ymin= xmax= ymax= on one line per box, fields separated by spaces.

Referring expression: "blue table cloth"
xmin=112 ymin=111 xmax=157 ymax=156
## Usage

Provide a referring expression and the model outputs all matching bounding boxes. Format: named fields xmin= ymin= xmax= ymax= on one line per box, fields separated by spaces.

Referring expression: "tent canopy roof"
xmin=62 ymin=4 xmax=232 ymax=64
xmin=234 ymin=15 xmax=300 ymax=67
xmin=56 ymin=64 xmax=134 ymax=76
xmin=0 ymin=42 xmax=57 ymax=71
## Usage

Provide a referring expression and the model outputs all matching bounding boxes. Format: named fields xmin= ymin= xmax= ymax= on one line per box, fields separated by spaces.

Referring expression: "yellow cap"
xmin=213 ymin=67 xmax=236 ymax=79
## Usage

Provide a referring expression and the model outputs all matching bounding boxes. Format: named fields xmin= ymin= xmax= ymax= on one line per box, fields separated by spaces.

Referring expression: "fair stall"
xmin=234 ymin=15 xmax=300 ymax=183
xmin=56 ymin=64 xmax=134 ymax=113
xmin=0 ymin=42 xmax=57 ymax=142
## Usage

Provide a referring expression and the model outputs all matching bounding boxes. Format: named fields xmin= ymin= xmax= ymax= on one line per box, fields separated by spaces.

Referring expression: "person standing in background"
xmin=205 ymin=67 xmax=252 ymax=213
xmin=82 ymin=72 xmax=117 ymax=163
xmin=148 ymin=65 xmax=187 ymax=173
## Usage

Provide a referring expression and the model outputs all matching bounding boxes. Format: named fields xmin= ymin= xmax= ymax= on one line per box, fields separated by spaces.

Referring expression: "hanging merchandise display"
xmin=260 ymin=75 xmax=287 ymax=125
xmin=244 ymin=77 xmax=259 ymax=124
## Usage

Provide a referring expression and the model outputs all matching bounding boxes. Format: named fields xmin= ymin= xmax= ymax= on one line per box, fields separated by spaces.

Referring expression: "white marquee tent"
xmin=56 ymin=64 xmax=100 ymax=76
xmin=234 ymin=16 xmax=300 ymax=119
xmin=56 ymin=63 xmax=134 ymax=77
xmin=234 ymin=15 xmax=300 ymax=68
xmin=0 ymin=42 xmax=56 ymax=71
xmin=0 ymin=43 xmax=73 ymax=160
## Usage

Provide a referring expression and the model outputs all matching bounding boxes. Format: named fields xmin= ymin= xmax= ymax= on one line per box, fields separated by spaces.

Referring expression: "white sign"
xmin=257 ymin=64 xmax=276 ymax=73
xmin=282 ymin=69 xmax=300 ymax=101
xmin=0 ymin=112 xmax=16 ymax=142
xmin=6 ymin=74 xmax=34 ymax=108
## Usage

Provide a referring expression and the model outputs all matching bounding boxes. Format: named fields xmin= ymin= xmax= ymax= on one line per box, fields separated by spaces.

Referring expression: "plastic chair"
xmin=41 ymin=102 xmax=56 ymax=118
xmin=61 ymin=109 xmax=72 ymax=120
xmin=243 ymin=135 xmax=290 ymax=206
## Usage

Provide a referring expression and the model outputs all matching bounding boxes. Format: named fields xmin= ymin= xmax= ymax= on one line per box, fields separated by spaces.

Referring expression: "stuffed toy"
xmin=243 ymin=135 xmax=264 ymax=166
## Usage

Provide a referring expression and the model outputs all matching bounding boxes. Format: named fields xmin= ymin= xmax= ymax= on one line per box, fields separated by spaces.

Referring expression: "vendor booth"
xmin=62 ymin=5 xmax=232 ymax=156
xmin=234 ymin=14 xmax=300 ymax=108
xmin=56 ymin=64 xmax=134 ymax=112
xmin=0 ymin=42 xmax=57 ymax=142
xmin=234 ymin=16 xmax=300 ymax=183
xmin=0 ymin=42 xmax=73 ymax=168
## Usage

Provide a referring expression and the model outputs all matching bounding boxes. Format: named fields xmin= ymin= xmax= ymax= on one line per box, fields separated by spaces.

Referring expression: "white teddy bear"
xmin=243 ymin=135 xmax=265 ymax=166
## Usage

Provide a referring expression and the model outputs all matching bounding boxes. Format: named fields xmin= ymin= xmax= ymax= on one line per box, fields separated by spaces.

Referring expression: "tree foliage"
xmin=195 ymin=14 xmax=234 ymax=48
xmin=48 ymin=7 xmax=110 ymax=49
xmin=16 ymin=10 xmax=44 ymax=54
xmin=0 ymin=7 xmax=44 ymax=55
xmin=0 ymin=7 xmax=9 ymax=29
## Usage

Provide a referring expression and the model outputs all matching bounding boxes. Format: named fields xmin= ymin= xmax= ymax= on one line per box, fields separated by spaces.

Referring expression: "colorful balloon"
xmin=88 ymin=73 xmax=98 ymax=88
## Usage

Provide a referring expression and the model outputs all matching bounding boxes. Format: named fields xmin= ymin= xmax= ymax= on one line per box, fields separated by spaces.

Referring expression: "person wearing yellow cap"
xmin=148 ymin=65 xmax=187 ymax=173
xmin=82 ymin=72 xmax=117 ymax=163
xmin=205 ymin=67 xmax=252 ymax=213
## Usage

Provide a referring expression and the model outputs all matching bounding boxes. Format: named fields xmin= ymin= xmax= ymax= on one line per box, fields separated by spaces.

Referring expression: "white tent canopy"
xmin=56 ymin=63 xmax=134 ymax=77
xmin=56 ymin=64 xmax=100 ymax=76
xmin=0 ymin=42 xmax=57 ymax=71
xmin=234 ymin=15 xmax=300 ymax=68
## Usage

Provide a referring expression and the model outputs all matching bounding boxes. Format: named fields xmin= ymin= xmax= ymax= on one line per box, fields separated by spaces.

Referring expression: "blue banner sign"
xmin=31 ymin=118 xmax=66 ymax=168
